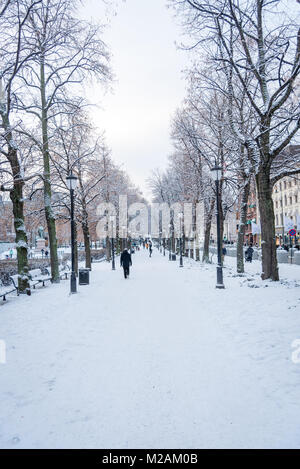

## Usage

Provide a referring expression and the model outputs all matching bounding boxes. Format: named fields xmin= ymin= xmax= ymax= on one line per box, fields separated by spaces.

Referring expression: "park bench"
xmin=0 ymin=277 xmax=19 ymax=301
xmin=59 ymin=264 xmax=70 ymax=280
xmin=29 ymin=268 xmax=52 ymax=288
xmin=48 ymin=264 xmax=70 ymax=280
xmin=11 ymin=269 xmax=52 ymax=291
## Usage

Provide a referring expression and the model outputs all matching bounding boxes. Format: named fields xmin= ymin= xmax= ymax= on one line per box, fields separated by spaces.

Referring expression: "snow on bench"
xmin=28 ymin=268 xmax=52 ymax=288
xmin=59 ymin=264 xmax=70 ymax=280
xmin=10 ymin=268 xmax=52 ymax=292
xmin=0 ymin=277 xmax=19 ymax=301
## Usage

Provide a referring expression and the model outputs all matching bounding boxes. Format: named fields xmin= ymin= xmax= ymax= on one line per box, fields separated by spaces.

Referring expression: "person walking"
xmin=120 ymin=248 xmax=132 ymax=279
xmin=149 ymin=241 xmax=153 ymax=258
xmin=245 ymin=244 xmax=254 ymax=262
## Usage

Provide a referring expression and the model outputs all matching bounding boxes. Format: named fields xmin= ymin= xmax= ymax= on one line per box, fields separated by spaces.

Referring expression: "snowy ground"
xmin=0 ymin=249 xmax=299 ymax=449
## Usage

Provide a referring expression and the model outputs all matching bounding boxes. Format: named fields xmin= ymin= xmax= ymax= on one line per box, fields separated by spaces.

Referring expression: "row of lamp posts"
xmin=159 ymin=165 xmax=224 ymax=289
xmin=67 ymin=164 xmax=224 ymax=294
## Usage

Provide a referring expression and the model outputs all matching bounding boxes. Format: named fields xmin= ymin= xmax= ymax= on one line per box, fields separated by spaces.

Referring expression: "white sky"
xmin=80 ymin=0 xmax=189 ymax=199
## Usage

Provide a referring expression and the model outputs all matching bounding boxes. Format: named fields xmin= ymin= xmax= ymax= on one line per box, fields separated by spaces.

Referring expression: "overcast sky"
xmin=80 ymin=0 xmax=189 ymax=199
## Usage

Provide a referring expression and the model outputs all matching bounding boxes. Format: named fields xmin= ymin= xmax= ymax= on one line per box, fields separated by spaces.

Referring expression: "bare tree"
xmin=171 ymin=0 xmax=300 ymax=280
xmin=50 ymin=110 xmax=108 ymax=269
xmin=16 ymin=0 xmax=111 ymax=282
xmin=0 ymin=0 xmax=42 ymax=293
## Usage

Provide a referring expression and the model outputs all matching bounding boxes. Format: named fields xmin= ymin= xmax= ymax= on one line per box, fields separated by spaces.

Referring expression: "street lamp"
xmin=110 ymin=215 xmax=115 ymax=271
xmin=178 ymin=212 xmax=183 ymax=267
xmin=211 ymin=165 xmax=225 ymax=289
xmin=66 ymin=171 xmax=78 ymax=294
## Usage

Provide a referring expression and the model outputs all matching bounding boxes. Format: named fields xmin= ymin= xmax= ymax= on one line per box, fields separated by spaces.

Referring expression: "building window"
xmin=284 ymin=181 xmax=287 ymax=189
xmin=295 ymin=195 xmax=298 ymax=203
xmin=290 ymin=196 xmax=293 ymax=205
xmin=289 ymin=180 xmax=292 ymax=188
xmin=276 ymin=214 xmax=278 ymax=226
xmin=280 ymin=214 xmax=283 ymax=224
xmin=280 ymin=199 xmax=283 ymax=207
xmin=285 ymin=195 xmax=287 ymax=205
xmin=280 ymin=182 xmax=282 ymax=191
xmin=276 ymin=201 xmax=278 ymax=208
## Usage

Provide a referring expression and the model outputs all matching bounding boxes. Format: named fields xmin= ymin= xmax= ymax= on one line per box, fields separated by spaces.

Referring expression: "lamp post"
xmin=66 ymin=171 xmax=78 ymax=294
xmin=178 ymin=212 xmax=183 ymax=267
xmin=211 ymin=165 xmax=225 ymax=289
xmin=110 ymin=215 xmax=115 ymax=270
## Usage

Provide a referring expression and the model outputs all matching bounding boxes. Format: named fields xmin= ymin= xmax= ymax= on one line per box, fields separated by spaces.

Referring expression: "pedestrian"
xmin=149 ymin=241 xmax=153 ymax=258
xmin=41 ymin=248 xmax=44 ymax=258
xmin=245 ymin=244 xmax=254 ymax=262
xmin=45 ymin=249 xmax=49 ymax=258
xmin=120 ymin=248 xmax=132 ymax=279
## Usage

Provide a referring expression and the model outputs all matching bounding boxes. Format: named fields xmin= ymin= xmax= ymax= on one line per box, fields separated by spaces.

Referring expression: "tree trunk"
xmin=0 ymin=111 xmax=30 ymax=293
xmin=40 ymin=57 xmax=60 ymax=283
xmin=202 ymin=199 xmax=215 ymax=263
xmin=256 ymin=170 xmax=279 ymax=280
xmin=10 ymin=168 xmax=30 ymax=293
xmin=82 ymin=222 xmax=91 ymax=269
xmin=237 ymin=180 xmax=251 ymax=273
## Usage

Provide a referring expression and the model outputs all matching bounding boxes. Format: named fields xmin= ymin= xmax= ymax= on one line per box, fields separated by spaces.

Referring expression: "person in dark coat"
xmin=245 ymin=244 xmax=254 ymax=262
xmin=120 ymin=249 xmax=132 ymax=279
xmin=149 ymin=241 xmax=153 ymax=258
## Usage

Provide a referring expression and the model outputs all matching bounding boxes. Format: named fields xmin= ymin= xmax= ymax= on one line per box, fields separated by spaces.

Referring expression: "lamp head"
xmin=211 ymin=165 xmax=222 ymax=182
xmin=66 ymin=172 xmax=78 ymax=190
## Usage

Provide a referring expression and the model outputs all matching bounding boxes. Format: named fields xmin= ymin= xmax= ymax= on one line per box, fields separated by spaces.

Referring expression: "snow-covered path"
xmin=0 ymin=249 xmax=300 ymax=449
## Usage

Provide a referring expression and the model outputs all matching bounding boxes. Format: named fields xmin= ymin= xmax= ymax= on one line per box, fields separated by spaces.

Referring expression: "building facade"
xmin=273 ymin=176 xmax=300 ymax=244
